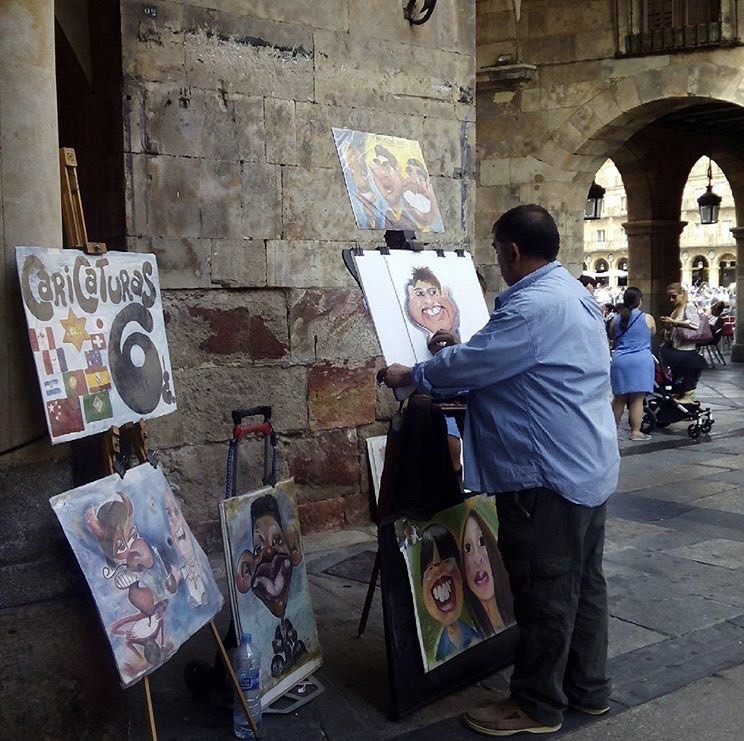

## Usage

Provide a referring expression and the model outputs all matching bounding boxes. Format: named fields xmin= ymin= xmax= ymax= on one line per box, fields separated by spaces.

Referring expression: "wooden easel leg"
xmin=143 ymin=675 xmax=158 ymax=741
xmin=357 ymin=550 xmax=381 ymax=637
xmin=209 ymin=620 xmax=260 ymax=737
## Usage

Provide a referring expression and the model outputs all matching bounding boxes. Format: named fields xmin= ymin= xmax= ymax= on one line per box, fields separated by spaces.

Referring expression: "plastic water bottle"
xmin=232 ymin=632 xmax=262 ymax=739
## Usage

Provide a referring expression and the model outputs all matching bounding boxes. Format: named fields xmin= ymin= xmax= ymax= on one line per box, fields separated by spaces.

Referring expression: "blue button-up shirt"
xmin=413 ymin=261 xmax=619 ymax=506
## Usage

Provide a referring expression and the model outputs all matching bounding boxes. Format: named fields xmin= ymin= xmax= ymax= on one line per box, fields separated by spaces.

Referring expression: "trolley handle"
xmin=233 ymin=421 xmax=274 ymax=443
xmin=227 ymin=406 xmax=278 ymax=495
xmin=232 ymin=406 xmax=272 ymax=426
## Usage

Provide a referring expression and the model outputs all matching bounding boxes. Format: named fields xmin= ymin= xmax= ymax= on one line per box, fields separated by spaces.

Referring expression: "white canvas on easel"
xmin=350 ymin=249 xmax=489 ymax=374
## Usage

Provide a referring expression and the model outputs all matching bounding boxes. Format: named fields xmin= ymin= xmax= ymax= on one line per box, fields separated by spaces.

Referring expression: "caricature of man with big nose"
xmin=235 ymin=494 xmax=307 ymax=677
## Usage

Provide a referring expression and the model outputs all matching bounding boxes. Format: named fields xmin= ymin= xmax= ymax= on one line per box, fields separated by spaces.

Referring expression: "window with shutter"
xmin=625 ymin=0 xmax=723 ymax=54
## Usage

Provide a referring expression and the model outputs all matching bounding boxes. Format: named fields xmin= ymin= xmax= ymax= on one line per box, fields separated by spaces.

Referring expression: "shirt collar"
xmin=493 ymin=261 xmax=560 ymax=311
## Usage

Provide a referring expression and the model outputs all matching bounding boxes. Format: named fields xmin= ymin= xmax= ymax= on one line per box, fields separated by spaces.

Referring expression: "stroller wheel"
xmin=700 ymin=420 xmax=713 ymax=434
xmin=688 ymin=424 xmax=701 ymax=439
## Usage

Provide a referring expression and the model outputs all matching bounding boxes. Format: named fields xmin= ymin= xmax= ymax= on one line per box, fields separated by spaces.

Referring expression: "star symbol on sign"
xmin=60 ymin=309 xmax=90 ymax=352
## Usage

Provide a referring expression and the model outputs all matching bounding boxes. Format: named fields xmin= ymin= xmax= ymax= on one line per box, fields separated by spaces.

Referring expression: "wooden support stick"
xmin=59 ymin=146 xmax=107 ymax=254
xmin=210 ymin=620 xmax=260 ymax=737
xmin=143 ymin=675 xmax=158 ymax=741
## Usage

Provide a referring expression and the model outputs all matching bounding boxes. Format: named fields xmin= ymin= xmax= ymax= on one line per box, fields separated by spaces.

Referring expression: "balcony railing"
xmin=625 ymin=21 xmax=722 ymax=54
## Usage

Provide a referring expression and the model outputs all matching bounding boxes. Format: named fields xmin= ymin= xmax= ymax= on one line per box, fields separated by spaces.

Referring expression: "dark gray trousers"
xmin=495 ymin=487 xmax=610 ymax=726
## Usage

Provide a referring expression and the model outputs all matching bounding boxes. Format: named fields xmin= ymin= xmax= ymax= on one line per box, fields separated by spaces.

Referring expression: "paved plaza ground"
xmin=141 ymin=355 xmax=744 ymax=740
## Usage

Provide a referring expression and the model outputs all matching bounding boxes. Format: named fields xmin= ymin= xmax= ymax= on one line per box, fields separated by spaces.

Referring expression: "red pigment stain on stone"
xmin=188 ymin=306 xmax=287 ymax=358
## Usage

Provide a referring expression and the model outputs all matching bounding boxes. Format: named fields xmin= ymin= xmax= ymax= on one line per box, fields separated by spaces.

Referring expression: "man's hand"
xmin=427 ymin=330 xmax=459 ymax=355
xmin=378 ymin=363 xmax=414 ymax=388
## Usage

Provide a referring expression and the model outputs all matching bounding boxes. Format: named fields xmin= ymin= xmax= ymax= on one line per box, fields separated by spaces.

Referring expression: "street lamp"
xmin=584 ymin=180 xmax=606 ymax=220
xmin=697 ymin=159 xmax=722 ymax=225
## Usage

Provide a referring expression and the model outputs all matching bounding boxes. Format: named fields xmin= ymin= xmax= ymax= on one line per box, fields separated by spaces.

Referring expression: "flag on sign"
xmin=29 ymin=327 xmax=56 ymax=352
xmin=83 ymin=390 xmax=113 ymax=423
xmin=46 ymin=397 xmax=85 ymax=437
xmin=63 ymin=369 xmax=89 ymax=398
xmin=43 ymin=378 xmax=63 ymax=397
xmin=85 ymin=368 xmax=112 ymax=393
xmin=42 ymin=348 xmax=68 ymax=375
xmin=89 ymin=333 xmax=107 ymax=351
xmin=85 ymin=349 xmax=103 ymax=369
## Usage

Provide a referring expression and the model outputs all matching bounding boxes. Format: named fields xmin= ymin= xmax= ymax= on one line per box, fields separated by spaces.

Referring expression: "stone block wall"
xmin=120 ymin=0 xmax=476 ymax=536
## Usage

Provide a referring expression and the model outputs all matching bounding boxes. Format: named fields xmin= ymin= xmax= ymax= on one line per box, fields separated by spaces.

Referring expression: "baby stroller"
xmin=641 ymin=356 xmax=714 ymax=439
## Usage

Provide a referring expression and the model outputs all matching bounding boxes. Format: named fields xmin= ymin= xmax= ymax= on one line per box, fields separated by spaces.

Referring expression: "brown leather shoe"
xmin=464 ymin=698 xmax=562 ymax=736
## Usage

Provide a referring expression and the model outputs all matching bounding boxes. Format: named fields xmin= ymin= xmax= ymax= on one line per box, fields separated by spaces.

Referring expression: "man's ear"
xmin=235 ymin=550 xmax=256 ymax=594
xmin=504 ymin=241 xmax=520 ymax=264
xmin=285 ymin=522 xmax=304 ymax=567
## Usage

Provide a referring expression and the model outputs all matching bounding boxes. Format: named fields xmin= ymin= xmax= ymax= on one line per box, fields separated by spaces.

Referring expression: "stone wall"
xmin=120 ymin=0 xmax=477 ymax=536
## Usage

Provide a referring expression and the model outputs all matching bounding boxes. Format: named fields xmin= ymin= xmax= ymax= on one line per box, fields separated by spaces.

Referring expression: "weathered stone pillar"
xmin=0 ymin=0 xmax=62 ymax=449
xmin=1 ymin=3 xmax=128 ymax=740
xmin=729 ymin=227 xmax=744 ymax=362
xmin=623 ymin=220 xmax=687 ymax=326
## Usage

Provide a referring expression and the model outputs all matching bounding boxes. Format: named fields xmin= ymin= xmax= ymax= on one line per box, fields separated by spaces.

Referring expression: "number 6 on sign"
xmin=110 ymin=303 xmax=168 ymax=414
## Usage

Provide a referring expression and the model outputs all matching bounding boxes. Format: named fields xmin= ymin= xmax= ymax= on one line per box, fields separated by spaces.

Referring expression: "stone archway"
xmin=477 ymin=55 xmax=744 ymax=360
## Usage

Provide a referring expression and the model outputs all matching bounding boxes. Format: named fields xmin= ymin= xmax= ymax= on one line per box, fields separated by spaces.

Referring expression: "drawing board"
xmin=349 ymin=249 xmax=489 ymax=371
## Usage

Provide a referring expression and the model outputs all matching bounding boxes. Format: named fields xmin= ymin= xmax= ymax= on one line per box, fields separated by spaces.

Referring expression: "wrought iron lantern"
xmin=584 ymin=180 xmax=606 ymax=220
xmin=697 ymin=159 xmax=722 ymax=225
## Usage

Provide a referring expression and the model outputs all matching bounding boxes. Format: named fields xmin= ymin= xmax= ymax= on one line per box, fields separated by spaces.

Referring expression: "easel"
xmin=59 ymin=148 xmax=261 ymax=740
xmin=353 ymin=231 xmax=467 ymax=637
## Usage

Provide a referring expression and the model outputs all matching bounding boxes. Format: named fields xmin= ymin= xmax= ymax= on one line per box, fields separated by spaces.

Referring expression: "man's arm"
xmin=382 ymin=309 xmax=535 ymax=394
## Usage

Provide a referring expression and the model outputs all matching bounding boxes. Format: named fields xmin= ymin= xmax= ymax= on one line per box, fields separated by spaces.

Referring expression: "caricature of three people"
xmin=340 ymin=137 xmax=444 ymax=232
xmin=419 ymin=508 xmax=514 ymax=664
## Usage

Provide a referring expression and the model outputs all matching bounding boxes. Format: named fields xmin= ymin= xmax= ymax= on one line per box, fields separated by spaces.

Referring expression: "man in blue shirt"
xmin=381 ymin=204 xmax=620 ymax=736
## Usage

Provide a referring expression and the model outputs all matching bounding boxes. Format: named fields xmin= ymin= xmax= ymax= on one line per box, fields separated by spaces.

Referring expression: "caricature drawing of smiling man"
xmin=406 ymin=266 xmax=460 ymax=338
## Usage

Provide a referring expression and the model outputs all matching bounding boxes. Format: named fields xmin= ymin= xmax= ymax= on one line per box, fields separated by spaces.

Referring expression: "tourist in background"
xmin=659 ymin=283 xmax=708 ymax=403
xmin=609 ymin=287 xmax=655 ymax=440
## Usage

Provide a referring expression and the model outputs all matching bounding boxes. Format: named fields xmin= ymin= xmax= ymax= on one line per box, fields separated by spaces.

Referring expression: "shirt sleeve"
xmin=413 ymin=308 xmax=536 ymax=397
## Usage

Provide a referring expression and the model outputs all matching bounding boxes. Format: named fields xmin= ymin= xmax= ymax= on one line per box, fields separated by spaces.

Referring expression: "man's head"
xmin=370 ymin=144 xmax=404 ymax=207
xmin=406 ymin=266 xmax=459 ymax=335
xmin=578 ymin=274 xmax=597 ymax=295
xmin=491 ymin=204 xmax=560 ymax=286
xmin=163 ymin=486 xmax=195 ymax=564
xmin=234 ymin=494 xmax=303 ymax=618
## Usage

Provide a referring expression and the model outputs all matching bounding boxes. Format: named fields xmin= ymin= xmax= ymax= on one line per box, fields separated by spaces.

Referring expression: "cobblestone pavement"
xmin=142 ymin=357 xmax=744 ymax=741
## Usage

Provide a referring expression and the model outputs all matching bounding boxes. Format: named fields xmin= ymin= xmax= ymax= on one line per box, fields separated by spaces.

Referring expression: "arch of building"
xmin=477 ymin=58 xmax=744 ymax=361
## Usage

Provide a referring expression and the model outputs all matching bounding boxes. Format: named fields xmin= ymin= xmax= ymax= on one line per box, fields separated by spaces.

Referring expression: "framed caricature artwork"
xmin=220 ymin=480 xmax=323 ymax=708
xmin=50 ymin=464 xmax=223 ymax=688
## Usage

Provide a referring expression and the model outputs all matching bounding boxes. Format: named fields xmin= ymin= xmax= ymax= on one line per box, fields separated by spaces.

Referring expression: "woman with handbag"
xmin=610 ymin=287 xmax=656 ymax=440
xmin=659 ymin=283 xmax=708 ymax=403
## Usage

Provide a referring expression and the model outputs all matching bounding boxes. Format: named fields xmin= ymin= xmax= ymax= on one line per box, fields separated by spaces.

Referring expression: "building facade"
xmin=584 ymin=157 xmax=738 ymax=291
xmin=476 ymin=0 xmax=744 ymax=345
